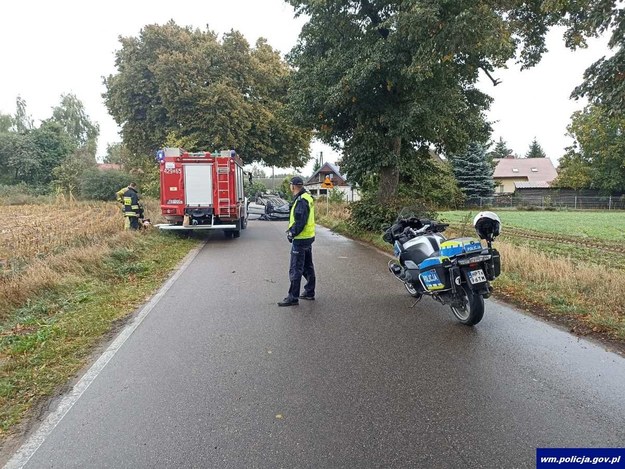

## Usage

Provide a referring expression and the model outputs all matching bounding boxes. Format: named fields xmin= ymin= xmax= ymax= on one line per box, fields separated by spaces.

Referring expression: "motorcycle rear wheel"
xmin=404 ymin=282 xmax=421 ymax=298
xmin=450 ymin=285 xmax=484 ymax=326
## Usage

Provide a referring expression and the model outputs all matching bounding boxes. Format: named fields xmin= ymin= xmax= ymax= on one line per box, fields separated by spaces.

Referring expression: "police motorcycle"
xmin=383 ymin=210 xmax=501 ymax=326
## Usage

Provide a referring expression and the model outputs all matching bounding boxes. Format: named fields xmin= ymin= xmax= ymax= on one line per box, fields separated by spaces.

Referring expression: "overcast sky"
xmin=0 ymin=1 xmax=612 ymax=175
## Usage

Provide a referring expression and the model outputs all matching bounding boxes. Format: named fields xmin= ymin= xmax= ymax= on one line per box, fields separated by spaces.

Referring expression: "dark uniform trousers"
xmin=288 ymin=238 xmax=316 ymax=300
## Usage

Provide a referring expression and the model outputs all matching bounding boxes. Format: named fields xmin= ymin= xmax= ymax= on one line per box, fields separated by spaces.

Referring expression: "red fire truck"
xmin=156 ymin=148 xmax=248 ymax=238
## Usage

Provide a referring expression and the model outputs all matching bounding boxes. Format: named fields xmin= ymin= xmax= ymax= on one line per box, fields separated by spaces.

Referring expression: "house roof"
xmin=306 ymin=162 xmax=347 ymax=184
xmin=493 ymin=158 xmax=557 ymax=182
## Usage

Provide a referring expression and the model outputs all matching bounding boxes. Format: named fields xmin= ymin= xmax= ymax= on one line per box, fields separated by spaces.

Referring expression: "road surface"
xmin=5 ymin=219 xmax=625 ymax=468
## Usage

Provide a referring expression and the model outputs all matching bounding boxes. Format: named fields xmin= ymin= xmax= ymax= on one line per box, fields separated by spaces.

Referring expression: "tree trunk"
xmin=376 ymin=137 xmax=401 ymax=203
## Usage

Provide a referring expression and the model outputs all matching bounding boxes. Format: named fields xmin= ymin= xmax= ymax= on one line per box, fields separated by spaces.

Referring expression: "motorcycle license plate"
xmin=468 ymin=269 xmax=486 ymax=284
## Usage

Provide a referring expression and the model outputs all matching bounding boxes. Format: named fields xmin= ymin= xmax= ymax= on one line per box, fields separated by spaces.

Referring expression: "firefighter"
xmin=117 ymin=183 xmax=141 ymax=230
xmin=278 ymin=176 xmax=316 ymax=306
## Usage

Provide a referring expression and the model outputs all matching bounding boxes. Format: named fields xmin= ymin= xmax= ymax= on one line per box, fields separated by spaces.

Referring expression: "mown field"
xmin=0 ymin=200 xmax=199 ymax=444
xmin=317 ymin=205 xmax=625 ymax=348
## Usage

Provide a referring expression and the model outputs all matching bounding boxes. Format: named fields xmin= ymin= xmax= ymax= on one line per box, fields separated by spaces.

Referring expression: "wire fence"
xmin=464 ymin=195 xmax=625 ymax=210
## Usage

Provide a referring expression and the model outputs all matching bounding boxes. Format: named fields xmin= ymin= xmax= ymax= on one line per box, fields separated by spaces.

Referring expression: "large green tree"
xmin=103 ymin=22 xmax=311 ymax=168
xmin=0 ymin=132 xmax=42 ymax=184
xmin=557 ymin=0 xmax=625 ymax=117
xmin=0 ymin=96 xmax=91 ymax=188
xmin=552 ymin=151 xmax=593 ymax=191
xmin=556 ymin=104 xmax=625 ymax=192
xmin=50 ymin=93 xmax=100 ymax=157
xmin=29 ymin=121 xmax=77 ymax=185
xmin=286 ymin=1 xmax=564 ymax=202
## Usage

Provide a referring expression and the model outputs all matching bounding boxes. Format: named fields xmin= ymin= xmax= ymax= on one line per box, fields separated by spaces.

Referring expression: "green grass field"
xmin=440 ymin=210 xmax=625 ymax=242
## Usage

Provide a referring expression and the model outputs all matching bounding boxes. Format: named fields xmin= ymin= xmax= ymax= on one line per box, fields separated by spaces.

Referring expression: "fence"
xmin=464 ymin=195 xmax=625 ymax=210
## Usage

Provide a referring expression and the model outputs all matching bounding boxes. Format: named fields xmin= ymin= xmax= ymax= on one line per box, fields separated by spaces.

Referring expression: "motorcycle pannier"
xmin=418 ymin=257 xmax=452 ymax=292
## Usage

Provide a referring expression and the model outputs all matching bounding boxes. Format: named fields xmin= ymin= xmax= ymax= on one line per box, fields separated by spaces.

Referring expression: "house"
xmin=492 ymin=158 xmax=558 ymax=194
xmin=304 ymin=162 xmax=361 ymax=202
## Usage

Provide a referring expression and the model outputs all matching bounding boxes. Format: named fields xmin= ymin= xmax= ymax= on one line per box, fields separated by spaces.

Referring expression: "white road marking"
xmin=3 ymin=244 xmax=204 ymax=469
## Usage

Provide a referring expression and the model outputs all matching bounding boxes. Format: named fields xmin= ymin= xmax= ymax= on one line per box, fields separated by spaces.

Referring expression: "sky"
xmin=0 ymin=1 xmax=613 ymax=176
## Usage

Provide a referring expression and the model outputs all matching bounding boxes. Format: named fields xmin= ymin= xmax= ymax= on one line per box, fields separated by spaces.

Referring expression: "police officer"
xmin=278 ymin=176 xmax=316 ymax=306
xmin=119 ymin=183 xmax=141 ymax=230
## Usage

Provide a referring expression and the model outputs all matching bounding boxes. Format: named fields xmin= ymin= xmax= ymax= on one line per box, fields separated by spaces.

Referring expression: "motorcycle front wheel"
xmin=450 ymin=285 xmax=484 ymax=326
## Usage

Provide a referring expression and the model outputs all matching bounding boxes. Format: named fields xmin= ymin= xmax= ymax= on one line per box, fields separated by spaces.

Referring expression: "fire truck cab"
xmin=156 ymin=148 xmax=248 ymax=238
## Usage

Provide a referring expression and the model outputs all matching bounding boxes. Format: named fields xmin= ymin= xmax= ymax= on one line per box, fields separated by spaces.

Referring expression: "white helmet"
xmin=473 ymin=211 xmax=501 ymax=241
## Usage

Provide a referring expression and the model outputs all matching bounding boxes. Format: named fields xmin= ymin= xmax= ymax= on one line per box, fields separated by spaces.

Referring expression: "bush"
xmin=328 ymin=188 xmax=346 ymax=203
xmin=0 ymin=183 xmax=53 ymax=205
xmin=349 ymin=194 xmax=437 ymax=233
xmin=244 ymin=180 xmax=267 ymax=199
xmin=80 ymin=169 xmax=133 ymax=201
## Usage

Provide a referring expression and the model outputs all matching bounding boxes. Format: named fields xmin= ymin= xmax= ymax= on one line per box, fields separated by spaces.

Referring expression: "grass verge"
xmin=0 ymin=229 xmax=198 ymax=443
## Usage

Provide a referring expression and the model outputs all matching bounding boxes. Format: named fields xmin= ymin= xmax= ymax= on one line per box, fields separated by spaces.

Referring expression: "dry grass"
xmin=316 ymin=201 xmax=351 ymax=225
xmin=0 ymin=199 xmax=162 ymax=320
xmin=496 ymin=241 xmax=625 ymax=335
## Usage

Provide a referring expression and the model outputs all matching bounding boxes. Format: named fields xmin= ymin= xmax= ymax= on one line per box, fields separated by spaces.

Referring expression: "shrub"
xmin=0 ymin=183 xmax=53 ymax=205
xmin=349 ymin=194 xmax=436 ymax=233
xmin=328 ymin=188 xmax=346 ymax=203
xmin=80 ymin=169 xmax=133 ymax=201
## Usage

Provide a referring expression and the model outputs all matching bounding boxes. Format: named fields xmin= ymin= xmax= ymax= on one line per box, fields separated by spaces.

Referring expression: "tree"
xmin=557 ymin=0 xmax=625 ymax=118
xmin=286 ymin=1 xmax=564 ymax=202
xmin=0 ymin=132 xmax=42 ymax=184
xmin=80 ymin=169 xmax=131 ymax=201
xmin=104 ymin=142 xmax=132 ymax=167
xmin=249 ymin=164 xmax=267 ymax=178
xmin=0 ymin=113 xmax=12 ymax=133
xmin=526 ymin=138 xmax=547 ymax=158
xmin=488 ymin=137 xmax=513 ymax=159
xmin=311 ymin=157 xmax=321 ymax=174
xmin=50 ymin=94 xmax=100 ymax=157
xmin=103 ymin=22 xmax=310 ymax=169
xmin=552 ymin=150 xmax=593 ymax=191
xmin=13 ymin=96 xmax=34 ymax=133
xmin=28 ymin=121 xmax=77 ymax=186
xmin=556 ymin=104 xmax=625 ymax=192
xmin=450 ymin=142 xmax=495 ymax=203
xmin=52 ymin=148 xmax=98 ymax=197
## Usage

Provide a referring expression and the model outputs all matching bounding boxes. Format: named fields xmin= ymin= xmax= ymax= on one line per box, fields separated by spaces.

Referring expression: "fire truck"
xmin=156 ymin=148 xmax=248 ymax=238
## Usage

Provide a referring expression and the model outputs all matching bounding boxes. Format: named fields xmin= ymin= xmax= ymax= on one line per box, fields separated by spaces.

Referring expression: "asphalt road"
xmin=6 ymin=219 xmax=625 ymax=468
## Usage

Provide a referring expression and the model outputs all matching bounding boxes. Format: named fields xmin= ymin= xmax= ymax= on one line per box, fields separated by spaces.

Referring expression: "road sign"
xmin=321 ymin=175 xmax=334 ymax=189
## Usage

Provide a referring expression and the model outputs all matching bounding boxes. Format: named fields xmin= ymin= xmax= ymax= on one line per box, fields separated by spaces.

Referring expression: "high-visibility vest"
xmin=289 ymin=192 xmax=315 ymax=239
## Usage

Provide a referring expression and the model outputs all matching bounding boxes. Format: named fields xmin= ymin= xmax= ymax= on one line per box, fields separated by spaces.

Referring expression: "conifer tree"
xmin=526 ymin=138 xmax=547 ymax=158
xmin=488 ymin=137 xmax=513 ymax=159
xmin=450 ymin=142 xmax=495 ymax=203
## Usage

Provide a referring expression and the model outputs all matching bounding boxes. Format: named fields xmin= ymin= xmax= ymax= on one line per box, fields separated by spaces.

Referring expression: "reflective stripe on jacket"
xmin=289 ymin=192 xmax=315 ymax=240
xmin=123 ymin=188 xmax=140 ymax=217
